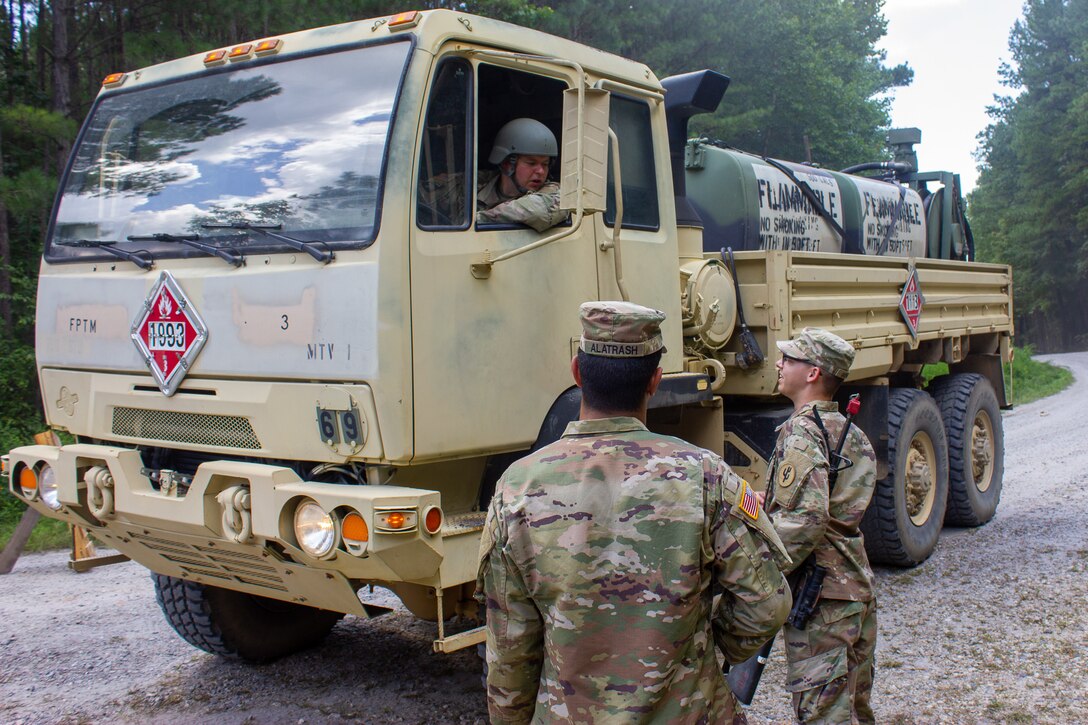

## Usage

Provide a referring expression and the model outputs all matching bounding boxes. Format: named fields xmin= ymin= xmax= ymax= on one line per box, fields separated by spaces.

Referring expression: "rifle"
xmin=725 ymin=394 xmax=862 ymax=706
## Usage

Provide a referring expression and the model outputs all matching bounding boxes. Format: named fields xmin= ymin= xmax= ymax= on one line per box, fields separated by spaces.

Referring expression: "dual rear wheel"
xmin=862 ymin=373 xmax=1003 ymax=566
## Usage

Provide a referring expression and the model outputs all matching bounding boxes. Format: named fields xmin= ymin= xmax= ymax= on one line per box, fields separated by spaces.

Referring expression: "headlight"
xmin=39 ymin=465 xmax=61 ymax=510
xmin=293 ymin=499 xmax=337 ymax=558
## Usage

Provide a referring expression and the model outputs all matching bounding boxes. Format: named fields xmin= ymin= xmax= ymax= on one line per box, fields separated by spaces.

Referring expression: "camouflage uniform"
xmin=420 ymin=170 xmax=567 ymax=232
xmin=476 ymin=171 xmax=567 ymax=232
xmin=477 ymin=301 xmax=792 ymax=725
xmin=767 ymin=329 xmax=878 ymax=724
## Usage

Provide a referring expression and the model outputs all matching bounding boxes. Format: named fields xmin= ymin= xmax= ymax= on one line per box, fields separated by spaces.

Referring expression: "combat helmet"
xmin=488 ymin=118 xmax=558 ymax=165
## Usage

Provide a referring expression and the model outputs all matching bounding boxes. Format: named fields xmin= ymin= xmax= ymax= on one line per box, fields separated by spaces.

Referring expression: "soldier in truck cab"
xmin=420 ymin=117 xmax=568 ymax=232
xmin=474 ymin=117 xmax=568 ymax=232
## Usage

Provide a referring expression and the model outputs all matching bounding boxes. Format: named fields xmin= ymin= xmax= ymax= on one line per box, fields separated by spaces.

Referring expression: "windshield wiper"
xmin=127 ymin=233 xmax=244 ymax=268
xmin=57 ymin=239 xmax=155 ymax=270
xmin=200 ymin=222 xmax=334 ymax=264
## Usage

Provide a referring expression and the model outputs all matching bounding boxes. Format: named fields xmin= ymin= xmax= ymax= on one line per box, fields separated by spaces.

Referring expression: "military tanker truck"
xmin=3 ymin=9 xmax=1012 ymax=661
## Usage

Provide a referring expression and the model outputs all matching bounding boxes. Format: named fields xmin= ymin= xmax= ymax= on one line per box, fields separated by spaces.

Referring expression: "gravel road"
xmin=2 ymin=352 xmax=1086 ymax=724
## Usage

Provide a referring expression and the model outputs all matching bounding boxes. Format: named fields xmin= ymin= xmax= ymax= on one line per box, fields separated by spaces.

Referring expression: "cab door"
xmin=409 ymin=53 xmax=598 ymax=462
xmin=593 ymin=91 xmax=684 ymax=375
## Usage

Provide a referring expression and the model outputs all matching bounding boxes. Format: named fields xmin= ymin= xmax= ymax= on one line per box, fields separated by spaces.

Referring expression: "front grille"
xmin=131 ymin=532 xmax=287 ymax=590
xmin=112 ymin=407 xmax=262 ymax=449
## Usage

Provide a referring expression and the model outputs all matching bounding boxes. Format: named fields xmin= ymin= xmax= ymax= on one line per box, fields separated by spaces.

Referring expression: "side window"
xmin=476 ymin=64 xmax=567 ymax=229
xmin=605 ymin=96 xmax=659 ymax=230
xmin=417 ymin=58 xmax=472 ymax=229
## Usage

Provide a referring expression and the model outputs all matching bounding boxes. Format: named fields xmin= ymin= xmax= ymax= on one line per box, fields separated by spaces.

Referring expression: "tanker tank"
xmin=684 ymin=140 xmax=934 ymax=259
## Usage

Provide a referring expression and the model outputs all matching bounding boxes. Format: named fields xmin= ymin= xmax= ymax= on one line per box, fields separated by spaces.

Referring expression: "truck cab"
xmin=8 ymin=10 xmax=701 ymax=659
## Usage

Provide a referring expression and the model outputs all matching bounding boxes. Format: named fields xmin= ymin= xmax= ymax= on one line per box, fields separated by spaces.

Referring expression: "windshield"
xmin=47 ymin=40 xmax=411 ymax=262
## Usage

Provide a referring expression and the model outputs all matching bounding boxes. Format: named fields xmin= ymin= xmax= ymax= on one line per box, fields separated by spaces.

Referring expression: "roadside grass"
xmin=1004 ymin=347 xmax=1075 ymax=404
xmin=0 ymin=496 xmax=72 ymax=554
xmin=923 ymin=346 xmax=1073 ymax=406
xmin=0 ymin=504 xmax=71 ymax=552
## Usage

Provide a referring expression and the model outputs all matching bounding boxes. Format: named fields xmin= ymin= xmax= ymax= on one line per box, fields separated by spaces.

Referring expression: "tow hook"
xmin=217 ymin=485 xmax=253 ymax=543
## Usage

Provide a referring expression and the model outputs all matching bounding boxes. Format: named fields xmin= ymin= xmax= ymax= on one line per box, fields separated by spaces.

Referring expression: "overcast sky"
xmin=880 ymin=0 xmax=1025 ymax=192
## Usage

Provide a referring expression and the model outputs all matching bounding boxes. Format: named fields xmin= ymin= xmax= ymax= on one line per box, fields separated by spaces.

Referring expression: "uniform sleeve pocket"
xmin=785 ymin=644 xmax=849 ymax=692
xmin=772 ymin=449 xmax=816 ymax=510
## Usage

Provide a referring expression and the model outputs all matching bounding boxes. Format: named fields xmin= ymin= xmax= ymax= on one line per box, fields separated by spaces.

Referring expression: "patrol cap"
xmin=579 ymin=301 xmax=666 ymax=358
xmin=777 ymin=327 xmax=855 ymax=380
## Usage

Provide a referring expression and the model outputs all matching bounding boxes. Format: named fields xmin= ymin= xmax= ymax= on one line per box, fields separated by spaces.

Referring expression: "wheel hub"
xmin=971 ymin=411 xmax=995 ymax=492
xmin=905 ymin=433 xmax=936 ymax=525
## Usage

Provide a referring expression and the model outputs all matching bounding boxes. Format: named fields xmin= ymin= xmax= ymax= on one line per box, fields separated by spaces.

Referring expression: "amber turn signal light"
xmin=342 ymin=511 xmax=369 ymax=543
xmin=254 ymin=38 xmax=282 ymax=55
xmin=388 ymin=11 xmax=421 ymax=30
xmin=17 ymin=464 xmax=37 ymax=498
xmin=228 ymin=44 xmax=252 ymax=60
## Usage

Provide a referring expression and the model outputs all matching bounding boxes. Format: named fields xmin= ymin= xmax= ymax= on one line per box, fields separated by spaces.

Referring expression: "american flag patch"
xmin=738 ymin=479 xmax=760 ymax=520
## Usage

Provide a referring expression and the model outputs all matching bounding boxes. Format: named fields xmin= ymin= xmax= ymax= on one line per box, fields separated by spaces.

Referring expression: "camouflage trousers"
xmin=784 ymin=598 xmax=877 ymax=724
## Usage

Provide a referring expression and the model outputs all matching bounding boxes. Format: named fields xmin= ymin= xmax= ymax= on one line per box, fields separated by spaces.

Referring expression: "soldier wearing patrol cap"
xmin=767 ymin=327 xmax=878 ymax=723
xmin=477 ymin=301 xmax=792 ymax=724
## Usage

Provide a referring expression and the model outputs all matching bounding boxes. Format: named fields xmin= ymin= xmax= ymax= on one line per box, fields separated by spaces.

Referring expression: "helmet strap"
xmin=501 ymin=155 xmax=530 ymax=197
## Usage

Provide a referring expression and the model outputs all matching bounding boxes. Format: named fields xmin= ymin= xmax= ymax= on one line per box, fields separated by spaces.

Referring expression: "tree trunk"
xmin=20 ymin=0 xmax=27 ymax=67
xmin=0 ymin=124 xmax=11 ymax=334
xmin=2 ymin=1 xmax=12 ymax=105
xmin=51 ymin=0 xmax=75 ymax=175
xmin=36 ymin=0 xmax=44 ymax=95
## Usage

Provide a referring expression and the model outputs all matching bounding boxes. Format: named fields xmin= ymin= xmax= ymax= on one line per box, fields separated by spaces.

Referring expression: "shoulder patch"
xmin=772 ymin=447 xmax=817 ymax=511
xmin=737 ymin=479 xmax=760 ymax=520
xmin=778 ymin=462 xmax=797 ymax=488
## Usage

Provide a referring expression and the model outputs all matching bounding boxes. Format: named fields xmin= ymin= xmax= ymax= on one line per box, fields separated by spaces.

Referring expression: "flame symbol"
xmin=158 ymin=293 xmax=174 ymax=318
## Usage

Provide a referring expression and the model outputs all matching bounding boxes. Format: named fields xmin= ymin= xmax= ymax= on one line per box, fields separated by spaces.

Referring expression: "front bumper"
xmin=4 ymin=443 xmax=477 ymax=617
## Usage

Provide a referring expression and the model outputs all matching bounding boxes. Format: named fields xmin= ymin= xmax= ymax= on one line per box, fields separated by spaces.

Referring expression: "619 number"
xmin=317 ymin=407 xmax=363 ymax=446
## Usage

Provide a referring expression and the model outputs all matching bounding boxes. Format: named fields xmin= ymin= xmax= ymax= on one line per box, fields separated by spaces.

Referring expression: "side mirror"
xmin=560 ymin=87 xmax=610 ymax=214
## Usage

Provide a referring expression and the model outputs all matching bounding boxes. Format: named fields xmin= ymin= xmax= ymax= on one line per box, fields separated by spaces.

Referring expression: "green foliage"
xmin=538 ymin=0 xmax=911 ymax=169
xmin=0 ymin=105 xmax=77 ymax=163
xmin=0 ymin=342 xmax=43 ymax=452
xmin=0 ymin=492 xmax=25 ymax=529
xmin=921 ymin=361 xmax=950 ymax=385
xmin=969 ymin=0 xmax=1088 ymax=352
xmin=0 ymin=502 xmax=71 ymax=553
xmin=690 ymin=0 xmax=911 ymax=168
xmin=1005 ymin=346 xmax=1074 ymax=405
xmin=923 ymin=347 xmax=1073 ymax=406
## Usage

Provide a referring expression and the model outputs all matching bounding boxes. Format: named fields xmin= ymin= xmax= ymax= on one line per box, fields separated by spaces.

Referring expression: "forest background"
xmin=0 ymin=0 xmax=1084 ymax=458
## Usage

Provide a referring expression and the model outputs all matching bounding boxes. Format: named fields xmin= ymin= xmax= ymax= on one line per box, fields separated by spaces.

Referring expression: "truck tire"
xmin=861 ymin=388 xmax=949 ymax=566
xmin=928 ymin=373 xmax=1004 ymax=526
xmin=152 ymin=573 xmax=342 ymax=662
